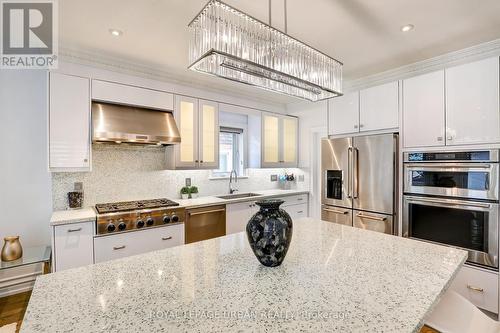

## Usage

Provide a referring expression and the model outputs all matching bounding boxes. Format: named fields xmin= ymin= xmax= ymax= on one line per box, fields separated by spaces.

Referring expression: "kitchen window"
xmin=212 ymin=126 xmax=245 ymax=177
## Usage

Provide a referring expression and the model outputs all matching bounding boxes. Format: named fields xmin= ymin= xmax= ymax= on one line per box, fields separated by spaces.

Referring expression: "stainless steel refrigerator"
xmin=321 ymin=133 xmax=399 ymax=234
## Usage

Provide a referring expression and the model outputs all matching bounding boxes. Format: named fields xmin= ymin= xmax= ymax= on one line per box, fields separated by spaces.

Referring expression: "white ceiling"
xmin=59 ymin=0 xmax=500 ymax=104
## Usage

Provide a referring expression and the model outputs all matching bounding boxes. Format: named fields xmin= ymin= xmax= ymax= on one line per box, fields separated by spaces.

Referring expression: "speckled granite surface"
xmin=23 ymin=218 xmax=467 ymax=333
xmin=50 ymin=190 xmax=309 ymax=226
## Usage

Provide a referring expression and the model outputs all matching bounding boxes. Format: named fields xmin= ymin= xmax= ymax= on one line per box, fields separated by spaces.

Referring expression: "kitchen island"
xmin=21 ymin=218 xmax=466 ymax=332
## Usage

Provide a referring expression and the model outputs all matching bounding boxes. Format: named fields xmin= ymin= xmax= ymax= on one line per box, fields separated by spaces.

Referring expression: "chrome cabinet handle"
xmin=467 ymin=285 xmax=484 ymax=293
xmin=113 ymin=245 xmax=126 ymax=250
xmin=297 ymin=211 xmax=304 ymax=214
xmin=162 ymin=236 xmax=173 ymax=241
xmin=189 ymin=208 xmax=225 ymax=216
xmin=323 ymin=208 xmax=348 ymax=215
xmin=297 ymin=198 xmax=303 ymax=201
xmin=437 ymin=137 xmax=443 ymax=142
xmin=356 ymin=213 xmax=387 ymax=222
xmin=447 ymin=136 xmax=453 ymax=141
xmin=67 ymin=228 xmax=82 ymax=233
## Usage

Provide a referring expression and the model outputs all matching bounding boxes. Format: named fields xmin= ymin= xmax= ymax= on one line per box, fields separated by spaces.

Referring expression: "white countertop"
xmin=49 ymin=189 xmax=309 ymax=226
xmin=24 ymin=218 xmax=467 ymax=332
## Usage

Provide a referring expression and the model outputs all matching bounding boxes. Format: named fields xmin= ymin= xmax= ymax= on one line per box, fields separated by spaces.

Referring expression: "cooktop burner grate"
xmin=95 ymin=198 xmax=179 ymax=214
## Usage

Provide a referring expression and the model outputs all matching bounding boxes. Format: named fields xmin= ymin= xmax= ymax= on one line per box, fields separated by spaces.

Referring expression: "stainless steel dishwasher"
xmin=185 ymin=205 xmax=226 ymax=244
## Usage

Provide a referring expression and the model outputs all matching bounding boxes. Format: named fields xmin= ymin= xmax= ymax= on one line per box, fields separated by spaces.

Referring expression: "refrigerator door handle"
xmin=347 ymin=147 xmax=353 ymax=198
xmin=353 ymin=148 xmax=359 ymax=199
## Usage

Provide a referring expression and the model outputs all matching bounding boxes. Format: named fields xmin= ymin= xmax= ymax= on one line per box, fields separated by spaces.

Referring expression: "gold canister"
xmin=1 ymin=236 xmax=23 ymax=261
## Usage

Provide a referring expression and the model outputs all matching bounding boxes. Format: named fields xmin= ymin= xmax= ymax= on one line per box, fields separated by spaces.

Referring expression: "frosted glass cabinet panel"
xmin=263 ymin=114 xmax=280 ymax=165
xmin=49 ymin=72 xmax=91 ymax=171
xmin=199 ymin=100 xmax=219 ymax=169
xmin=445 ymin=57 xmax=500 ymax=146
xmin=282 ymin=117 xmax=298 ymax=167
xmin=175 ymin=96 xmax=198 ymax=168
xmin=167 ymin=96 xmax=219 ymax=170
xmin=261 ymin=113 xmax=298 ymax=168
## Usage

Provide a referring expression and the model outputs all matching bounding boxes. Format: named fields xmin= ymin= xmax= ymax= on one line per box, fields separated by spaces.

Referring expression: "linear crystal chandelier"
xmin=188 ymin=0 xmax=343 ymax=102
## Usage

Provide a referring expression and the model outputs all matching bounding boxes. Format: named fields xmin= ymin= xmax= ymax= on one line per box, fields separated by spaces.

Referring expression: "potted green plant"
xmin=190 ymin=186 xmax=199 ymax=198
xmin=180 ymin=186 xmax=190 ymax=199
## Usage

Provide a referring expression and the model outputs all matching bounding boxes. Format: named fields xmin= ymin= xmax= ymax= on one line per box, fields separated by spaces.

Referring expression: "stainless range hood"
xmin=92 ymin=102 xmax=181 ymax=145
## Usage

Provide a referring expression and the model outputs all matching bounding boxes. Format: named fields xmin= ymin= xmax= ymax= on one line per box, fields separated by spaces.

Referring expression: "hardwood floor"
xmin=0 ymin=290 xmax=440 ymax=333
xmin=0 ymin=291 xmax=31 ymax=333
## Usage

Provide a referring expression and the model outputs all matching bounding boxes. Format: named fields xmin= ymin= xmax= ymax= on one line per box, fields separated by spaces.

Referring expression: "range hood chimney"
xmin=92 ymin=102 xmax=181 ymax=145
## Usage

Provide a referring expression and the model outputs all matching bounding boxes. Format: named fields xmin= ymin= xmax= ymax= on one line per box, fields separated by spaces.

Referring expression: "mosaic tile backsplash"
xmin=52 ymin=145 xmax=308 ymax=210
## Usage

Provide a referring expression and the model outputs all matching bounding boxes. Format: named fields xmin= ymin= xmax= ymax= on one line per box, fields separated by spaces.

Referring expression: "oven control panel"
xmin=405 ymin=151 xmax=495 ymax=162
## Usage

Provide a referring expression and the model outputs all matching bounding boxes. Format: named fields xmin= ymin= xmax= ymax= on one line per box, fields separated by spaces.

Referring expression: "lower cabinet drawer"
xmin=283 ymin=203 xmax=308 ymax=220
xmin=277 ymin=194 xmax=308 ymax=207
xmin=94 ymin=224 xmax=184 ymax=263
xmin=449 ymin=265 xmax=499 ymax=314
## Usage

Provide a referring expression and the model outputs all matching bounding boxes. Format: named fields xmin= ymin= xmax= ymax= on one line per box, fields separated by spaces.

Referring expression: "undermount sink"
xmin=216 ymin=193 xmax=261 ymax=200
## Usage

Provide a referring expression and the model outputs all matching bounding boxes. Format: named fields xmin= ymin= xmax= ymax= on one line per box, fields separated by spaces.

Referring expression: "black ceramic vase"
xmin=246 ymin=199 xmax=293 ymax=267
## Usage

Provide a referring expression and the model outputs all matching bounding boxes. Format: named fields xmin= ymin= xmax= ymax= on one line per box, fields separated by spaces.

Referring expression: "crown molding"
xmin=344 ymin=38 xmax=500 ymax=92
xmin=58 ymin=46 xmax=290 ymax=109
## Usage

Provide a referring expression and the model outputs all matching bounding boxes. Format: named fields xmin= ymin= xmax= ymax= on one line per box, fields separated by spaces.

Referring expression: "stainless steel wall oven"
xmin=403 ymin=150 xmax=499 ymax=270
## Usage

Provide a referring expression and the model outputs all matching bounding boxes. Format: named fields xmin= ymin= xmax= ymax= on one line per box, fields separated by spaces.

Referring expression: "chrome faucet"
xmin=229 ymin=170 xmax=238 ymax=194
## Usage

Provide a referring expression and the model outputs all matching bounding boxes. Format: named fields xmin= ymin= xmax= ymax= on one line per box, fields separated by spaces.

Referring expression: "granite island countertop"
xmin=23 ymin=218 xmax=467 ymax=333
xmin=50 ymin=189 xmax=309 ymax=226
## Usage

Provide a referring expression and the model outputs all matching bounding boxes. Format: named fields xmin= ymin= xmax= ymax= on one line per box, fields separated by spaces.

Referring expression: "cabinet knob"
xmin=354 ymin=125 xmax=358 ymax=129
xmin=359 ymin=124 xmax=364 ymax=128
xmin=447 ymin=136 xmax=453 ymax=141
xmin=84 ymin=159 xmax=88 ymax=162
xmin=200 ymin=160 xmax=203 ymax=163
xmin=195 ymin=160 xmax=199 ymax=163
xmin=437 ymin=137 xmax=443 ymax=142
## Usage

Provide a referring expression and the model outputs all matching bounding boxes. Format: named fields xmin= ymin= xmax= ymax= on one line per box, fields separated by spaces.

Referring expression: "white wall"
xmin=0 ymin=70 xmax=52 ymax=247
xmin=287 ymin=100 xmax=328 ymax=219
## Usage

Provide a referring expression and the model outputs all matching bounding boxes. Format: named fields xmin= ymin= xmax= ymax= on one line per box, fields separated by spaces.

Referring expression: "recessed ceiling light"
xmin=401 ymin=24 xmax=414 ymax=32
xmin=109 ymin=29 xmax=123 ymax=37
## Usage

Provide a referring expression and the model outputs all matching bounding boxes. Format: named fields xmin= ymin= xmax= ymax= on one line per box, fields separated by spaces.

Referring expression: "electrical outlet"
xmin=298 ymin=175 xmax=305 ymax=182
xmin=185 ymin=178 xmax=191 ymax=187
xmin=270 ymin=175 xmax=278 ymax=182
xmin=74 ymin=182 xmax=83 ymax=192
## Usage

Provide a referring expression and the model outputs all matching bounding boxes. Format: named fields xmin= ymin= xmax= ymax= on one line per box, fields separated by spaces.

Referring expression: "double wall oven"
xmin=403 ymin=150 xmax=499 ymax=270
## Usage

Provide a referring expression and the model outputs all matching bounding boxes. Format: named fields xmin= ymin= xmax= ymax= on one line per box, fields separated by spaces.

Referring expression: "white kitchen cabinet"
xmin=53 ymin=221 xmax=94 ymax=272
xmin=403 ymin=70 xmax=445 ymax=148
xmin=328 ymin=92 xmax=360 ymax=136
xmin=283 ymin=204 xmax=308 ymax=220
xmin=449 ymin=265 xmax=498 ymax=314
xmin=359 ymin=81 xmax=399 ymax=132
xmin=94 ymin=224 xmax=184 ymax=263
xmin=49 ymin=72 xmax=91 ymax=171
xmin=166 ymin=96 xmax=219 ymax=169
xmin=445 ymin=57 xmax=500 ymax=146
xmin=91 ymin=80 xmax=173 ymax=111
xmin=226 ymin=201 xmax=259 ymax=234
xmin=261 ymin=113 xmax=298 ymax=168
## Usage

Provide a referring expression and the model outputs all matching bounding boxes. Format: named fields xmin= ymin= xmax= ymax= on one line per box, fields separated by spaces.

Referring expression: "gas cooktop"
xmin=95 ymin=198 xmax=179 ymax=214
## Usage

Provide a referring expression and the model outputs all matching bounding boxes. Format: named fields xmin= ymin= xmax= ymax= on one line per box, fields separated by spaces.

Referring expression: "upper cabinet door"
xmin=446 ymin=57 xmax=500 ymax=146
xmin=403 ymin=70 xmax=445 ymax=148
xmin=174 ymin=95 xmax=199 ymax=168
xmin=92 ymin=80 xmax=173 ymax=111
xmin=328 ymin=92 xmax=360 ymax=136
xmin=281 ymin=116 xmax=298 ymax=167
xmin=359 ymin=81 xmax=399 ymax=132
xmin=262 ymin=113 xmax=281 ymax=168
xmin=198 ymin=99 xmax=219 ymax=169
xmin=49 ymin=72 xmax=91 ymax=171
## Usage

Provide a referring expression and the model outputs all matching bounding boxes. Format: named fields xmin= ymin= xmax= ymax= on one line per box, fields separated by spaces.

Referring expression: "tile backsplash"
xmin=52 ymin=145 xmax=308 ymax=210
